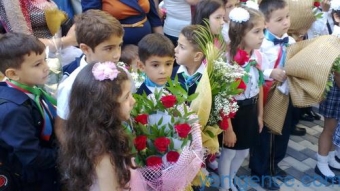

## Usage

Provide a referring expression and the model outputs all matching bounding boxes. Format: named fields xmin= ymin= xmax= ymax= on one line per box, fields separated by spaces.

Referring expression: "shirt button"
xmin=38 ymin=121 xmax=41 ymax=125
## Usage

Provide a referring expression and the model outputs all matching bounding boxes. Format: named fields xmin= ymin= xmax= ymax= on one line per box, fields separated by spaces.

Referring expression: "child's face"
xmin=243 ymin=19 xmax=265 ymax=51
xmin=209 ymin=7 xmax=226 ymax=34
xmin=224 ymin=0 xmax=239 ymax=22
xmin=12 ymin=52 xmax=49 ymax=86
xmin=83 ymin=34 xmax=123 ymax=64
xmin=265 ymin=6 xmax=290 ymax=37
xmin=175 ymin=34 xmax=201 ymax=67
xmin=139 ymin=55 xmax=174 ymax=86
xmin=118 ymin=80 xmax=135 ymax=121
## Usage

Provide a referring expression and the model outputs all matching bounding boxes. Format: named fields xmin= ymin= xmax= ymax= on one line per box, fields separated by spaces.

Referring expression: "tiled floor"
xmin=204 ymin=114 xmax=340 ymax=191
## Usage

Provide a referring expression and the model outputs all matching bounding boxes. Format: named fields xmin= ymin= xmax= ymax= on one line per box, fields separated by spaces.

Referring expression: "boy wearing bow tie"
xmin=248 ymin=0 xmax=304 ymax=190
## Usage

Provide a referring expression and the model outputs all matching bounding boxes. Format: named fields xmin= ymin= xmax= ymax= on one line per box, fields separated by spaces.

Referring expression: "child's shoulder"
xmin=136 ymin=82 xmax=152 ymax=96
xmin=0 ymin=83 xmax=35 ymax=121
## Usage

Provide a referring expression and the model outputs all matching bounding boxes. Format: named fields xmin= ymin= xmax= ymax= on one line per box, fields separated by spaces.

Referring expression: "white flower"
xmin=229 ymin=7 xmax=250 ymax=23
xmin=245 ymin=1 xmax=259 ymax=10
xmin=331 ymin=0 xmax=340 ymax=11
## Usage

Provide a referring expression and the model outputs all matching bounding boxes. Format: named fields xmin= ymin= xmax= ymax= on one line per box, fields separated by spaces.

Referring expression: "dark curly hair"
xmin=59 ymin=63 xmax=134 ymax=191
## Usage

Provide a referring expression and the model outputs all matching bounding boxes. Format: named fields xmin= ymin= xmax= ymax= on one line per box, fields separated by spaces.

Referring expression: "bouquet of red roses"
xmin=129 ymin=78 xmax=204 ymax=191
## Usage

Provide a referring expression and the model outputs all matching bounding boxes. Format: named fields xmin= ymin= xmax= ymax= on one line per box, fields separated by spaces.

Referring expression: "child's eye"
xmin=153 ymin=64 xmax=159 ymax=68
xmin=35 ymin=62 xmax=41 ymax=67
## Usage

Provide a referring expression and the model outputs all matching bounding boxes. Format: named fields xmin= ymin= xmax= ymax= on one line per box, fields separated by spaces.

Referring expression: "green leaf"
xmin=205 ymin=130 xmax=215 ymax=138
xmin=187 ymin=93 xmax=199 ymax=102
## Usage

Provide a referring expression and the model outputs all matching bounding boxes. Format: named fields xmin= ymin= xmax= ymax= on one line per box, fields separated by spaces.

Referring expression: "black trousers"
xmin=249 ymin=100 xmax=293 ymax=176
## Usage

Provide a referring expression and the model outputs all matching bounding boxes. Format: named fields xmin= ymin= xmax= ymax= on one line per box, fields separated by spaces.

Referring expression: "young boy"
xmin=0 ymin=33 xmax=59 ymax=191
xmin=249 ymin=0 xmax=301 ymax=190
xmin=172 ymin=25 xmax=205 ymax=96
xmin=56 ymin=10 xmax=124 ymax=144
xmin=136 ymin=33 xmax=175 ymax=95
xmin=120 ymin=44 xmax=140 ymax=72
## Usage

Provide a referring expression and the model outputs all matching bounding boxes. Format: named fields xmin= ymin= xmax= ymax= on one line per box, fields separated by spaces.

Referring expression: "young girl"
xmin=317 ymin=0 xmax=340 ymax=182
xmin=192 ymin=0 xmax=226 ymax=35
xmin=221 ymin=0 xmax=239 ymax=44
xmin=59 ymin=62 xmax=143 ymax=191
xmin=218 ymin=7 xmax=265 ymax=191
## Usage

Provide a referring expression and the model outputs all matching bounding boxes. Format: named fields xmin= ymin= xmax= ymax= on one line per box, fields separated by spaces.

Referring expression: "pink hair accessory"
xmin=92 ymin=62 xmax=120 ymax=81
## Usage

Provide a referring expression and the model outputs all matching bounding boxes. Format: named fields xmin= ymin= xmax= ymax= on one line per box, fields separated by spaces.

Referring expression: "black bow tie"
xmin=273 ymin=37 xmax=289 ymax=45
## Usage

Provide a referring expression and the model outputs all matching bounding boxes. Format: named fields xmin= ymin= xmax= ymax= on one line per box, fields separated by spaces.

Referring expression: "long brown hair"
xmin=59 ymin=63 xmax=133 ymax=191
xmin=229 ymin=7 xmax=264 ymax=60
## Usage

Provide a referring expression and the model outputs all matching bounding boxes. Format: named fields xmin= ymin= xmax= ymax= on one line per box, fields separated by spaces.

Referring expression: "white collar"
xmin=332 ymin=25 xmax=340 ymax=38
xmin=177 ymin=63 xmax=205 ymax=76
xmin=80 ymin=55 xmax=88 ymax=67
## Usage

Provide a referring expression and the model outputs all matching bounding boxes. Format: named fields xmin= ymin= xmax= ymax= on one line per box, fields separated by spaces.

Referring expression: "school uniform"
xmin=249 ymin=30 xmax=296 ymax=177
xmin=328 ymin=26 xmax=340 ymax=147
xmin=224 ymin=51 xmax=265 ymax=150
xmin=0 ymin=82 xmax=59 ymax=191
xmin=171 ymin=63 xmax=205 ymax=96
xmin=57 ymin=55 xmax=88 ymax=120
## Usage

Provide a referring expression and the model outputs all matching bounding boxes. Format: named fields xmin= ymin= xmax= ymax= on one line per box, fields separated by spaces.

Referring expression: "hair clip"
xmin=92 ymin=62 xmax=120 ymax=81
xmin=331 ymin=0 xmax=340 ymax=11
xmin=229 ymin=7 xmax=250 ymax=23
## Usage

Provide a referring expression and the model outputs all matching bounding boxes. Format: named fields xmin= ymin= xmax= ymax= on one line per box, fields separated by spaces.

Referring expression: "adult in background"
xmin=82 ymin=0 xmax=163 ymax=45
xmin=0 ymin=0 xmax=81 ymax=66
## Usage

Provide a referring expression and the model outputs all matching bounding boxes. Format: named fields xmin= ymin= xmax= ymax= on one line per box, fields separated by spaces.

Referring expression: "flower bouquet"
xmin=117 ymin=62 xmax=145 ymax=89
xmin=128 ymin=77 xmax=204 ymax=191
xmin=191 ymin=23 xmax=247 ymax=153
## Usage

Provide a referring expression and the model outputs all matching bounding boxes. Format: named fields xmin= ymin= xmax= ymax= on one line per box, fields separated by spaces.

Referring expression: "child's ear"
xmin=79 ymin=43 xmax=92 ymax=55
xmin=137 ymin=61 xmax=145 ymax=72
xmin=5 ymin=68 xmax=20 ymax=81
xmin=193 ymin=52 xmax=204 ymax=62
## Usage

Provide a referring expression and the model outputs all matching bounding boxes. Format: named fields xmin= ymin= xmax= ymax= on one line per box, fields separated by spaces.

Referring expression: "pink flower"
xmin=92 ymin=62 xmax=120 ymax=81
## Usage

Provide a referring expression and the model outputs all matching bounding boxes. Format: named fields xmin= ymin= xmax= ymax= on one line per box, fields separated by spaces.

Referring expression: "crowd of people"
xmin=1 ymin=0 xmax=340 ymax=191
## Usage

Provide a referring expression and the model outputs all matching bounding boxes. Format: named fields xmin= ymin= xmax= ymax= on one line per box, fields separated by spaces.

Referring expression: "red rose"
xmin=160 ymin=95 xmax=177 ymax=108
xmin=166 ymin=151 xmax=180 ymax=163
xmin=236 ymin=78 xmax=247 ymax=91
xmin=175 ymin=123 xmax=191 ymax=138
xmin=146 ymin=156 xmax=163 ymax=167
xmin=134 ymin=135 xmax=148 ymax=151
xmin=218 ymin=116 xmax=229 ymax=130
xmin=233 ymin=49 xmax=249 ymax=66
xmin=135 ymin=114 xmax=148 ymax=125
xmin=240 ymin=0 xmax=247 ymax=2
xmin=154 ymin=137 xmax=171 ymax=152
xmin=228 ymin=111 xmax=236 ymax=118
xmin=314 ymin=2 xmax=320 ymax=7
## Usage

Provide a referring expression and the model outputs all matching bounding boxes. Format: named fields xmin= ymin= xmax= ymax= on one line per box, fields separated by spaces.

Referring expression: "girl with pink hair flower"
xmin=59 ymin=62 xmax=147 ymax=191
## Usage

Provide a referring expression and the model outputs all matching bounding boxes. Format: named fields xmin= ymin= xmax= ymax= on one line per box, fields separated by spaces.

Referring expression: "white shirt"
xmin=57 ymin=56 xmax=88 ymax=120
xmin=307 ymin=10 xmax=334 ymax=38
xmin=234 ymin=51 xmax=268 ymax=100
xmin=163 ymin=0 xmax=192 ymax=37
xmin=332 ymin=25 xmax=340 ymax=38
xmin=260 ymin=33 xmax=296 ymax=80
xmin=176 ymin=63 xmax=205 ymax=77
xmin=222 ymin=23 xmax=230 ymax=44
